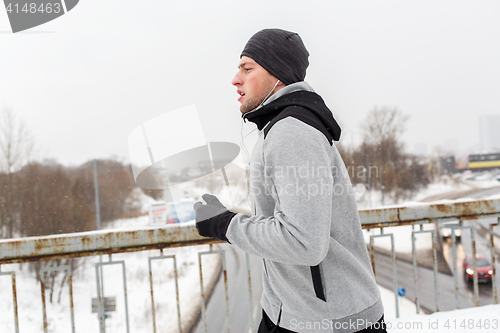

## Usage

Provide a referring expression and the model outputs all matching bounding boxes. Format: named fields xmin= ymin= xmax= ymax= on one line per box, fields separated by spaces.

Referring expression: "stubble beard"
xmin=240 ymin=79 xmax=276 ymax=114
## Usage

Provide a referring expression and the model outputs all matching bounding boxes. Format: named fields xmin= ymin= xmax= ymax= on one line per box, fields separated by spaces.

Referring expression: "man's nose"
xmin=231 ymin=73 xmax=242 ymax=86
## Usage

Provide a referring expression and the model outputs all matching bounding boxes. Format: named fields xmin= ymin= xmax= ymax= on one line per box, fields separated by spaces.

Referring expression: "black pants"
xmin=257 ymin=310 xmax=295 ymax=333
xmin=257 ymin=310 xmax=387 ymax=333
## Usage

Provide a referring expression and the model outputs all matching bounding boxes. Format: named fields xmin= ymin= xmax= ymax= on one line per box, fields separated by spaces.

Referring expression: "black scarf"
xmin=243 ymin=91 xmax=341 ymax=143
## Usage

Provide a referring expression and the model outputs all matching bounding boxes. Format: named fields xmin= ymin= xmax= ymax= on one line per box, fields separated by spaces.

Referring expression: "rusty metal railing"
xmin=0 ymin=198 xmax=499 ymax=332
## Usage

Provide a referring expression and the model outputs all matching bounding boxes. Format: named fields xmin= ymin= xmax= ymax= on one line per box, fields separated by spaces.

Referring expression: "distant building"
xmin=479 ymin=115 xmax=500 ymax=152
xmin=441 ymin=156 xmax=455 ymax=174
xmin=455 ymin=153 xmax=469 ymax=170
xmin=468 ymin=153 xmax=500 ymax=170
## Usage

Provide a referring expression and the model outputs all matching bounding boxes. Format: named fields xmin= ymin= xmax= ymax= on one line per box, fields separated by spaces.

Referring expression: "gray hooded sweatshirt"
xmin=226 ymin=82 xmax=384 ymax=333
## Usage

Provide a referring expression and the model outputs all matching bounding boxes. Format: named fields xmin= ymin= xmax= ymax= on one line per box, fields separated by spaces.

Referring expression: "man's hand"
xmin=193 ymin=194 xmax=236 ymax=242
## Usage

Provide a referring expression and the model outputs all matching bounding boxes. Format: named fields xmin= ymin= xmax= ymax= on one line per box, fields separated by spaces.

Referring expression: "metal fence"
xmin=0 ymin=198 xmax=499 ymax=332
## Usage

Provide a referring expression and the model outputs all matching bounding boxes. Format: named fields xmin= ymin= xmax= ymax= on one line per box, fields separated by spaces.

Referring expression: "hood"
xmin=476 ymin=265 xmax=493 ymax=272
xmin=243 ymin=87 xmax=341 ymax=141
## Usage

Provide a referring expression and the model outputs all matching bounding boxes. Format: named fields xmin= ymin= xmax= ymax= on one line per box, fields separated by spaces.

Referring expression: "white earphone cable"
xmin=239 ymin=79 xmax=279 ymax=208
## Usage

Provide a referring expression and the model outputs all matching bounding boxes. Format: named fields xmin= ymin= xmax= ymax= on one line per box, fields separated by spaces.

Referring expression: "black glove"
xmin=193 ymin=194 xmax=236 ymax=243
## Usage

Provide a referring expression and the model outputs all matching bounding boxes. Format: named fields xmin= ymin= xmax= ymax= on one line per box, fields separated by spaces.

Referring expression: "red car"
xmin=462 ymin=254 xmax=493 ymax=283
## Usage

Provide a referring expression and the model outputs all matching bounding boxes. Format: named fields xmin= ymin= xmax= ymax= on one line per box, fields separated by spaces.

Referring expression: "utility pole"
xmin=381 ymin=166 xmax=385 ymax=206
xmin=94 ymin=159 xmax=101 ymax=230
xmin=366 ymin=154 xmax=371 ymax=207
xmin=94 ymin=160 xmax=106 ymax=333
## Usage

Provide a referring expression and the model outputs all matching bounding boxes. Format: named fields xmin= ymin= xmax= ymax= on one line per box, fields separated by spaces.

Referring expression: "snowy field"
xmin=356 ymin=172 xmax=500 ymax=210
xmin=363 ymin=222 xmax=435 ymax=255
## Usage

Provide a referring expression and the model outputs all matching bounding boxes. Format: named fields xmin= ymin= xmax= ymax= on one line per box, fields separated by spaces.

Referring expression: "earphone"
xmin=241 ymin=78 xmax=280 ymax=153
xmin=240 ymin=118 xmax=256 ymax=208
xmin=239 ymin=79 xmax=280 ymax=207
xmin=253 ymin=79 xmax=280 ymax=112
xmin=242 ymin=79 xmax=281 ymax=139
xmin=269 ymin=80 xmax=280 ymax=97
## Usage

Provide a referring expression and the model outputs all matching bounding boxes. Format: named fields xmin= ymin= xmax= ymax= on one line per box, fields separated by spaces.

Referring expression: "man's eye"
xmin=245 ymin=68 xmax=251 ymax=71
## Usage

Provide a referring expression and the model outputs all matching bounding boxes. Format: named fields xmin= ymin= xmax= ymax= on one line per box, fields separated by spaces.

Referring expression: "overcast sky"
xmin=1 ymin=0 xmax=499 ymax=166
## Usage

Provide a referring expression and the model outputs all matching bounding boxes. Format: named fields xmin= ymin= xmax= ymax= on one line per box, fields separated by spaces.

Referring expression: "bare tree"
xmin=0 ymin=106 xmax=34 ymax=238
xmin=361 ymin=106 xmax=410 ymax=145
xmin=348 ymin=106 xmax=431 ymax=203
xmin=0 ymin=106 xmax=34 ymax=173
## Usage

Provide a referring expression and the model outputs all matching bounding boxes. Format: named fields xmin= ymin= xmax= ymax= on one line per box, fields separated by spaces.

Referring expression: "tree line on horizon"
xmin=0 ymin=107 xmax=163 ymax=240
xmin=0 ymin=158 xmax=149 ymax=239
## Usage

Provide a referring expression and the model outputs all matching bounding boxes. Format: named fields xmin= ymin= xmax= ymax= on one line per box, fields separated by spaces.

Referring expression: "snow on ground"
xmin=355 ymin=179 xmax=462 ymax=210
xmin=130 ymin=187 xmax=161 ymax=215
xmin=0 ymin=215 xmax=219 ymax=333
xmin=363 ymin=224 xmax=435 ymax=254
xmin=411 ymin=177 xmax=472 ymax=202
xmin=456 ymin=170 xmax=500 ymax=188
xmin=356 ymin=173 xmax=500 ymax=210
xmin=387 ymin=303 xmax=500 ymax=333
xmin=485 ymin=191 xmax=500 ymax=200
xmin=380 ymin=285 xmax=500 ymax=333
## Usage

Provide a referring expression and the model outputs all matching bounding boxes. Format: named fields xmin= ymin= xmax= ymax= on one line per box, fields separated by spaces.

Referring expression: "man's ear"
xmin=275 ymin=79 xmax=286 ymax=92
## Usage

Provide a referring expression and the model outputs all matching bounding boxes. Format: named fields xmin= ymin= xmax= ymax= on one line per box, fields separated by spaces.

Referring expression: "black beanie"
xmin=241 ymin=29 xmax=309 ymax=85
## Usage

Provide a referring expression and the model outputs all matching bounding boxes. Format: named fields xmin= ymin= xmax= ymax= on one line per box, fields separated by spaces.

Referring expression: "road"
xmin=191 ymin=186 xmax=500 ymax=332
